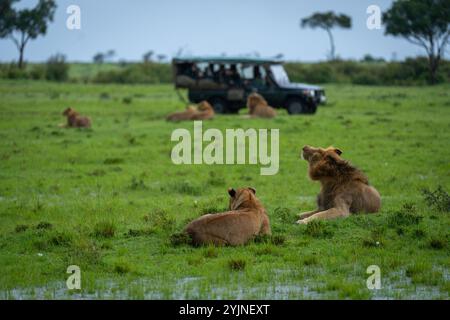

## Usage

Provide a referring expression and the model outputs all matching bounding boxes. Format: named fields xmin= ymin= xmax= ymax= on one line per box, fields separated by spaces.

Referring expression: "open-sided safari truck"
xmin=172 ymin=56 xmax=326 ymax=114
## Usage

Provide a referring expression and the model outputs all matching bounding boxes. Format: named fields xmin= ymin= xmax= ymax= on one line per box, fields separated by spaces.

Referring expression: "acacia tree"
xmin=0 ymin=0 xmax=15 ymax=37
xmin=0 ymin=0 xmax=56 ymax=68
xmin=93 ymin=50 xmax=115 ymax=64
xmin=301 ymin=11 xmax=351 ymax=60
xmin=143 ymin=50 xmax=154 ymax=63
xmin=93 ymin=52 xmax=105 ymax=64
xmin=105 ymin=49 xmax=116 ymax=61
xmin=156 ymin=54 xmax=167 ymax=63
xmin=383 ymin=0 xmax=450 ymax=84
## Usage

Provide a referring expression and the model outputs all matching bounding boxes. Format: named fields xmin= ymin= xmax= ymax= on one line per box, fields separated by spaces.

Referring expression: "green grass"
xmin=68 ymin=63 xmax=124 ymax=80
xmin=0 ymin=80 xmax=449 ymax=299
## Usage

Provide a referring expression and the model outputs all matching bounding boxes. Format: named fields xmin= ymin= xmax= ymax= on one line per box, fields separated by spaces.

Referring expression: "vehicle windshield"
xmin=270 ymin=64 xmax=290 ymax=85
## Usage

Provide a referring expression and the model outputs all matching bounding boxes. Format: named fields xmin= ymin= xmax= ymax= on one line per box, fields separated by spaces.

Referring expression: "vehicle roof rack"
xmin=172 ymin=56 xmax=284 ymax=65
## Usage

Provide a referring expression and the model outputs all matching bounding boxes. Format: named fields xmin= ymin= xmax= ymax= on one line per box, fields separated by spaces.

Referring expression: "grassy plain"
xmin=0 ymin=80 xmax=448 ymax=299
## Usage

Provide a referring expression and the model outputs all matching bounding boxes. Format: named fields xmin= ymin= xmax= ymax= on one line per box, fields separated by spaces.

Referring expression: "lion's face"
xmin=301 ymin=145 xmax=342 ymax=164
xmin=62 ymin=107 xmax=74 ymax=116
xmin=198 ymin=101 xmax=213 ymax=112
xmin=227 ymin=187 xmax=257 ymax=210
xmin=246 ymin=93 xmax=267 ymax=110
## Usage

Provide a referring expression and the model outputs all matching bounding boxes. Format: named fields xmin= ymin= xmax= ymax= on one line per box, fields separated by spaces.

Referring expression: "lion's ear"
xmin=334 ymin=148 xmax=342 ymax=156
xmin=228 ymin=188 xmax=236 ymax=197
xmin=248 ymin=187 xmax=256 ymax=194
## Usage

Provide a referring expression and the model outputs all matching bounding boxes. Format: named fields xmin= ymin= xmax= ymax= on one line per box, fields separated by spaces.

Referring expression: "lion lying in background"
xmin=61 ymin=107 xmax=91 ymax=128
xmin=246 ymin=93 xmax=276 ymax=118
xmin=166 ymin=101 xmax=214 ymax=122
xmin=297 ymin=145 xmax=381 ymax=224
xmin=185 ymin=187 xmax=271 ymax=246
xmin=190 ymin=101 xmax=215 ymax=120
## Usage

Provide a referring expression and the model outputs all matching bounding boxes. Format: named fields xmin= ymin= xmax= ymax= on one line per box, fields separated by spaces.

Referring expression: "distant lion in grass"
xmin=166 ymin=101 xmax=215 ymax=122
xmin=185 ymin=187 xmax=271 ymax=246
xmin=166 ymin=105 xmax=197 ymax=122
xmin=297 ymin=145 xmax=381 ymax=224
xmin=246 ymin=93 xmax=276 ymax=118
xmin=61 ymin=107 xmax=91 ymax=128
xmin=190 ymin=101 xmax=215 ymax=120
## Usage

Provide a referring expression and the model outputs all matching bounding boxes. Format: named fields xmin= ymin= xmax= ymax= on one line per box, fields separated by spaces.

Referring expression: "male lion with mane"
xmin=185 ymin=187 xmax=271 ymax=246
xmin=297 ymin=145 xmax=381 ymax=224
xmin=246 ymin=93 xmax=276 ymax=118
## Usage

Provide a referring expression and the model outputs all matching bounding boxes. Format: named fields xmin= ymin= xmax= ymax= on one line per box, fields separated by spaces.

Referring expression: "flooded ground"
xmin=2 ymin=271 xmax=447 ymax=300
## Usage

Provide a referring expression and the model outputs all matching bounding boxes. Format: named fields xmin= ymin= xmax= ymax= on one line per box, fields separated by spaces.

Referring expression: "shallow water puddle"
xmin=1 ymin=271 xmax=447 ymax=299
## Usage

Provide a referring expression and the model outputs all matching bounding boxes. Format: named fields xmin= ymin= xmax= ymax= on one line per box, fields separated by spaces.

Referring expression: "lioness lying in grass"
xmin=61 ymin=107 xmax=91 ymax=128
xmin=185 ymin=187 xmax=271 ymax=246
xmin=297 ymin=145 xmax=381 ymax=224
xmin=166 ymin=101 xmax=215 ymax=121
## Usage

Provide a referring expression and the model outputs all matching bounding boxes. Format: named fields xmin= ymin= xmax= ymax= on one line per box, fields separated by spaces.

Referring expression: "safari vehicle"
xmin=172 ymin=56 xmax=326 ymax=114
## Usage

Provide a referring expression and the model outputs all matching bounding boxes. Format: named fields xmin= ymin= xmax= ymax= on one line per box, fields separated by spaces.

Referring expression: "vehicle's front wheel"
xmin=209 ymin=98 xmax=228 ymax=114
xmin=286 ymin=98 xmax=316 ymax=115
xmin=286 ymin=98 xmax=307 ymax=115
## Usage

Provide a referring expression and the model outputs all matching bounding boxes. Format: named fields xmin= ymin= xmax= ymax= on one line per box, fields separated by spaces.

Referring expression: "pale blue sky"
xmin=0 ymin=0 xmax=432 ymax=63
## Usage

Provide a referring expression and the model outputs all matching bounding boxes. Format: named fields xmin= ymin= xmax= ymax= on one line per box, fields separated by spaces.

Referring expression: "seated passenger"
xmin=216 ymin=64 xmax=226 ymax=82
xmin=198 ymin=64 xmax=221 ymax=89
xmin=251 ymin=66 xmax=265 ymax=88
xmin=204 ymin=63 xmax=215 ymax=79
xmin=227 ymin=64 xmax=241 ymax=86
xmin=187 ymin=64 xmax=200 ymax=79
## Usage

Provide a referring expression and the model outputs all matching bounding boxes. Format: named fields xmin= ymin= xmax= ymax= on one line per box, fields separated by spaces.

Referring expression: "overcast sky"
xmin=0 ymin=0 xmax=434 ymax=63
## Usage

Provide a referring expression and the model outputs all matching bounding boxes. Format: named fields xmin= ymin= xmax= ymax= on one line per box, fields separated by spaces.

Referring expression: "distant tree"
xmin=0 ymin=0 xmax=57 ymax=68
xmin=301 ymin=11 xmax=352 ymax=60
xmin=156 ymin=54 xmax=167 ymax=63
xmin=274 ymin=53 xmax=284 ymax=59
xmin=383 ymin=0 xmax=450 ymax=84
xmin=143 ymin=50 xmax=154 ymax=63
xmin=93 ymin=53 xmax=105 ymax=64
xmin=105 ymin=49 xmax=116 ymax=61
xmin=0 ymin=0 xmax=15 ymax=37
xmin=362 ymin=54 xmax=385 ymax=63
xmin=93 ymin=50 xmax=115 ymax=64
